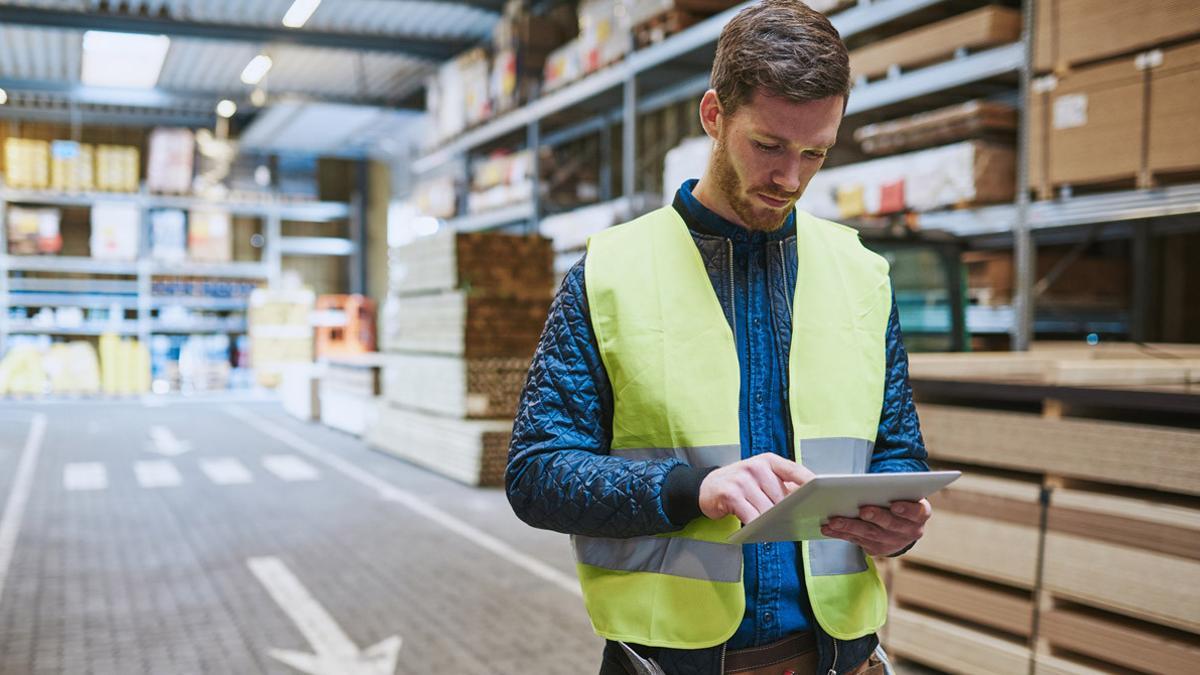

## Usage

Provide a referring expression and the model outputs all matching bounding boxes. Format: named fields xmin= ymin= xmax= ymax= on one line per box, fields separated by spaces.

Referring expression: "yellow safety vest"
xmin=576 ymin=205 xmax=890 ymax=648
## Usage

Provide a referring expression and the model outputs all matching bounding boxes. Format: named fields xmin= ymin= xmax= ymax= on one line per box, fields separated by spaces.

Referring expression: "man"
xmin=506 ymin=2 xmax=931 ymax=673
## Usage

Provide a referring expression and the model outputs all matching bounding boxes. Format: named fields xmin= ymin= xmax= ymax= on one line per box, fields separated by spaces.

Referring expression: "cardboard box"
xmin=90 ymin=201 xmax=140 ymax=261
xmin=146 ymin=128 xmax=195 ymax=194
xmin=3 ymin=138 xmax=50 ymax=189
xmin=95 ymin=144 xmax=140 ymax=192
xmin=1028 ymin=57 xmax=1145 ymax=193
xmin=850 ymin=6 xmax=1021 ymax=81
xmin=188 ymin=209 xmax=232 ymax=262
xmin=1149 ymin=40 xmax=1200 ymax=176
xmin=1049 ymin=0 xmax=1200 ymax=70
xmin=50 ymin=141 xmax=95 ymax=192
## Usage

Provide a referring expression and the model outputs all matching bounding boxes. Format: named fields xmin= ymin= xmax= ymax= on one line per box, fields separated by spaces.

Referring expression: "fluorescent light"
xmin=216 ymin=100 xmax=238 ymax=118
xmin=250 ymin=88 xmax=268 ymax=107
xmin=240 ymin=55 xmax=273 ymax=85
xmin=282 ymin=0 xmax=322 ymax=28
xmin=0 ymin=88 xmax=7 ymax=105
xmin=81 ymin=31 xmax=170 ymax=89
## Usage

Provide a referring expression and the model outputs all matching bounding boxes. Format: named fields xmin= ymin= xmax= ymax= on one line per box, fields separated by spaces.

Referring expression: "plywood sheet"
xmin=366 ymin=403 xmax=512 ymax=486
xmin=906 ymin=510 xmax=1040 ymax=588
xmin=886 ymin=607 xmax=1031 ymax=674
xmin=892 ymin=565 xmax=1034 ymax=636
xmin=381 ymin=353 xmax=529 ymax=419
xmin=1040 ymin=607 xmax=1200 ymax=673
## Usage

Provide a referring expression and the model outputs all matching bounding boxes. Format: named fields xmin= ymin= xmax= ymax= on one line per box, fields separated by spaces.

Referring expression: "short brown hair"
xmin=711 ymin=0 xmax=851 ymax=115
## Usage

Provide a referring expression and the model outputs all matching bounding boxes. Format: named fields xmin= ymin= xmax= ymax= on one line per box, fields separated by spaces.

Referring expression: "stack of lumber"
xmin=849 ymin=6 xmax=1022 ymax=82
xmin=853 ymin=100 xmax=1017 ymax=157
xmin=882 ymin=345 xmax=1200 ymax=674
xmin=318 ymin=355 xmax=386 ymax=437
xmin=369 ymin=230 xmax=554 ymax=486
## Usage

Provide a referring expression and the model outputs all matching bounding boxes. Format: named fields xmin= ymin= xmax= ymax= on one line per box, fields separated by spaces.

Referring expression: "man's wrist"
xmin=663 ymin=464 xmax=719 ymax=526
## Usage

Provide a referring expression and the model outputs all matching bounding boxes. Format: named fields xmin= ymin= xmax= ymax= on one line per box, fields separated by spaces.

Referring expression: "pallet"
xmin=849 ymin=6 xmax=1022 ymax=82
xmin=366 ymin=402 xmax=512 ymax=487
xmin=381 ymin=353 xmax=529 ymax=420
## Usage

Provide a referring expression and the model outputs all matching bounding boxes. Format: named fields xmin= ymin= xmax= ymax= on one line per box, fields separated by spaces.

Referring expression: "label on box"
xmin=1053 ymin=93 xmax=1088 ymax=130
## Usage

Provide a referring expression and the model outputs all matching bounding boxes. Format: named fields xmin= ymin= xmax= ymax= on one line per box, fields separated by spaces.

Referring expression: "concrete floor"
xmin=0 ymin=400 xmax=600 ymax=675
xmin=0 ymin=399 xmax=948 ymax=675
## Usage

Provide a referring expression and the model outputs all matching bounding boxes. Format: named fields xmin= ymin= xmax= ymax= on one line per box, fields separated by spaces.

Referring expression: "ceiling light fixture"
xmin=81 ymin=31 xmax=170 ymax=89
xmin=240 ymin=54 xmax=273 ymax=85
xmin=216 ymin=99 xmax=238 ymax=118
xmin=0 ymin=88 xmax=7 ymax=105
xmin=282 ymin=0 xmax=322 ymax=28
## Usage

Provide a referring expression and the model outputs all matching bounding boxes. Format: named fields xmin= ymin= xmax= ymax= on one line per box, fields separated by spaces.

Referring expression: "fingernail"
xmin=893 ymin=504 xmax=907 ymax=515
xmin=863 ymin=510 xmax=875 ymax=521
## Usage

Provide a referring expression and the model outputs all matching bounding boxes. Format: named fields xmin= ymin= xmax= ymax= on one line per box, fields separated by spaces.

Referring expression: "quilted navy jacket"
xmin=506 ymin=192 xmax=929 ymax=675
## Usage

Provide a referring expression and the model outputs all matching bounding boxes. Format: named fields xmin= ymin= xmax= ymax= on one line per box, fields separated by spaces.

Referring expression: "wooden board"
xmin=366 ymin=403 xmax=512 ymax=487
xmin=385 ymin=290 xmax=550 ymax=359
xmin=885 ymin=607 xmax=1032 ymax=675
xmin=1033 ymin=653 xmax=1110 ymax=675
xmin=381 ymin=353 xmax=529 ymax=419
xmin=854 ymin=100 xmax=1017 ymax=156
xmin=916 ymin=404 xmax=1200 ymax=496
xmin=906 ymin=509 xmax=1041 ymax=589
xmin=892 ymin=564 xmax=1035 ymax=637
xmin=388 ymin=230 xmax=554 ymax=300
xmin=1042 ymin=488 xmax=1200 ymax=634
xmin=909 ymin=351 xmax=1200 ymax=385
xmin=849 ymin=6 xmax=1022 ymax=81
xmin=1039 ymin=606 xmax=1200 ymax=674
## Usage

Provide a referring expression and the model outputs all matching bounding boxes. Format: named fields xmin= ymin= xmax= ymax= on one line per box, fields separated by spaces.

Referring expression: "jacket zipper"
xmin=827 ymin=639 xmax=838 ymax=675
xmin=720 ymin=643 xmax=727 ymax=674
xmin=777 ymin=241 xmax=792 ymax=323
xmin=727 ymin=239 xmax=736 ymax=346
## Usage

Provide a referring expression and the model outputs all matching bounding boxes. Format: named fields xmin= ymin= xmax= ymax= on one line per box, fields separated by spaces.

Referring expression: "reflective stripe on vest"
xmin=579 ymin=206 xmax=891 ymax=647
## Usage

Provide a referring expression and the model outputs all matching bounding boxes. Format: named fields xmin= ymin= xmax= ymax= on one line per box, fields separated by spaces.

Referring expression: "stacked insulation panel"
xmin=370 ymin=230 xmax=554 ymax=486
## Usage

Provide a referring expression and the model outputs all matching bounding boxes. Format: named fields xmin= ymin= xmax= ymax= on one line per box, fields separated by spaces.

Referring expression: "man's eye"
xmin=803 ymin=150 xmax=827 ymax=160
xmin=754 ymin=141 xmax=781 ymax=153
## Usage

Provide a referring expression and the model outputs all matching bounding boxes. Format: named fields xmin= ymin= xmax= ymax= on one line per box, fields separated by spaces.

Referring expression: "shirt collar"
xmin=674 ymin=178 xmax=796 ymax=243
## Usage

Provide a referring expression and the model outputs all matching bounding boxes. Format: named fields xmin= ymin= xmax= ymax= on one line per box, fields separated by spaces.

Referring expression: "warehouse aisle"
xmin=0 ymin=402 xmax=599 ymax=675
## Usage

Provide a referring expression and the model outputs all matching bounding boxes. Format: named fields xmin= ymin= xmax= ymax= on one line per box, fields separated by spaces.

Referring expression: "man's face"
xmin=708 ymin=91 xmax=844 ymax=231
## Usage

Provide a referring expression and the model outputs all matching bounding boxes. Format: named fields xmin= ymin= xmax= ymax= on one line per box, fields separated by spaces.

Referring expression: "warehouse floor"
xmin=0 ymin=401 xmax=600 ymax=675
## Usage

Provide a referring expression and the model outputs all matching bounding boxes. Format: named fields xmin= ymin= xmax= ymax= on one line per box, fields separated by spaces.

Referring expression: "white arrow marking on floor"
xmin=224 ymin=406 xmax=581 ymax=597
xmin=0 ymin=414 xmax=48 ymax=605
xmin=263 ymin=455 xmax=320 ymax=482
xmin=147 ymin=425 xmax=191 ymax=457
xmin=63 ymin=462 xmax=108 ymax=491
xmin=247 ymin=556 xmax=401 ymax=675
xmin=199 ymin=458 xmax=253 ymax=485
xmin=134 ymin=460 xmax=182 ymax=488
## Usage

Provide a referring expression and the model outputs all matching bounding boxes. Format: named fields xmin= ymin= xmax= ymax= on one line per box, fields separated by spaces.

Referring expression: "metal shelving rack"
xmin=0 ymin=186 xmax=352 ymax=354
xmin=415 ymin=0 xmax=1200 ymax=346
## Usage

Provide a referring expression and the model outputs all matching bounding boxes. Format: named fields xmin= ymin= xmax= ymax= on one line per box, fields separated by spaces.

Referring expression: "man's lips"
xmin=757 ymin=193 xmax=791 ymax=208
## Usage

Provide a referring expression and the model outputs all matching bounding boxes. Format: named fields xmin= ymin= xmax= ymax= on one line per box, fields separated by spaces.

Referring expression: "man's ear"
xmin=699 ymin=89 xmax=723 ymax=140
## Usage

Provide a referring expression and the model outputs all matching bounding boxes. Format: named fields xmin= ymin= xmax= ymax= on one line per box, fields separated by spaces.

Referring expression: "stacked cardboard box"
xmin=94 ymin=144 xmax=140 ymax=192
xmin=369 ymin=230 xmax=554 ymax=486
xmin=89 ymin=202 xmax=141 ymax=261
xmin=882 ymin=346 xmax=1200 ymax=674
xmin=319 ymin=354 xmax=386 ymax=436
xmin=146 ymin=128 xmax=195 ymax=194
xmin=1034 ymin=0 xmax=1200 ymax=73
xmin=849 ymin=6 xmax=1021 ymax=82
xmin=248 ymin=288 xmax=314 ymax=388
xmin=490 ymin=1 xmax=577 ymax=114
xmin=49 ymin=141 xmax=95 ymax=192
xmin=3 ymin=138 xmax=50 ymax=189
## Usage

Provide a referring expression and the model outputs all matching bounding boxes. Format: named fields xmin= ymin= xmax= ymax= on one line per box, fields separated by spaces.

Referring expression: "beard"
xmin=709 ymin=135 xmax=797 ymax=232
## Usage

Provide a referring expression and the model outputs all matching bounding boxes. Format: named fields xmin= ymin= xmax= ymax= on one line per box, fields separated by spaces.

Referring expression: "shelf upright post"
xmin=600 ymin=120 xmax=613 ymax=202
xmin=265 ymin=208 xmax=283 ymax=288
xmin=1011 ymin=0 xmax=1036 ymax=351
xmin=623 ymin=74 xmax=637 ymax=202
xmin=136 ymin=259 xmax=152 ymax=346
xmin=0 ymin=188 xmax=8 ymax=356
xmin=528 ymin=119 xmax=541 ymax=234
xmin=1131 ymin=220 xmax=1152 ymax=343
xmin=351 ymin=163 xmax=367 ymax=295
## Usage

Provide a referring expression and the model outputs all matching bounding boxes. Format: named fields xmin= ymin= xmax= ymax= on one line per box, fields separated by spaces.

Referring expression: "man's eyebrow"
xmin=751 ymin=130 xmax=836 ymax=150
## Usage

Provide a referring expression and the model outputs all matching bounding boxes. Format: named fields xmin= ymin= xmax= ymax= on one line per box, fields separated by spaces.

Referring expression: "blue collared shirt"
xmin=677 ymin=180 xmax=811 ymax=647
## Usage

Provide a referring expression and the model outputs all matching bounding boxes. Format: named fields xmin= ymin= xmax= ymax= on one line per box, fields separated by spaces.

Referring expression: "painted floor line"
xmin=262 ymin=455 xmax=320 ymax=482
xmin=134 ymin=460 xmax=183 ymax=488
xmin=63 ymin=462 xmax=108 ymax=491
xmin=199 ymin=458 xmax=254 ymax=485
xmin=222 ymin=406 xmax=582 ymax=598
xmin=0 ymin=414 xmax=48 ymax=605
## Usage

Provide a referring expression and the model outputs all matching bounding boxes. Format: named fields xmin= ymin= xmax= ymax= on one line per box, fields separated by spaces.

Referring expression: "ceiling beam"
xmin=0 ymin=5 xmax=475 ymax=59
xmin=402 ymin=0 xmax=505 ymax=12
xmin=0 ymin=78 xmax=422 ymax=112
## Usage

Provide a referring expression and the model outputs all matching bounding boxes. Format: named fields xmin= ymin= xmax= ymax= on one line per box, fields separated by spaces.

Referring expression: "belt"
xmin=724 ymin=632 xmax=817 ymax=675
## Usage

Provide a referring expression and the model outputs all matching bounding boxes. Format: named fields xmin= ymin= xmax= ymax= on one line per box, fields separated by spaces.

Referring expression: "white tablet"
xmin=725 ymin=470 xmax=961 ymax=545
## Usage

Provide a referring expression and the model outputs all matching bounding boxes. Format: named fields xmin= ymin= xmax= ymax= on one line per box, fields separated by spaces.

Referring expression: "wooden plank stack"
xmin=319 ymin=354 xmax=386 ymax=437
xmin=882 ymin=345 xmax=1200 ymax=674
xmin=369 ymin=230 xmax=554 ymax=486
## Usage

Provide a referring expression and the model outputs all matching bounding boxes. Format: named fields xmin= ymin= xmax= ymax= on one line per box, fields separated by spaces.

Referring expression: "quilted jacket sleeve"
xmin=505 ymin=256 xmax=690 ymax=538
xmin=869 ymin=295 xmax=930 ymax=474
